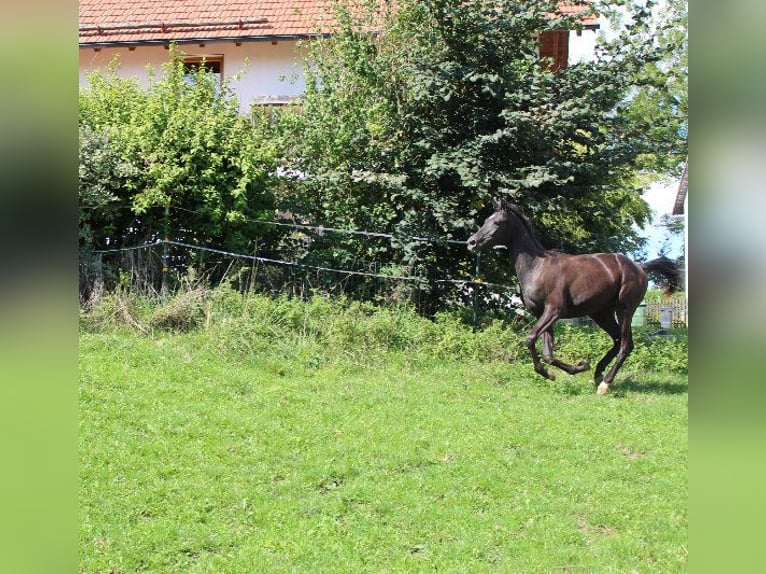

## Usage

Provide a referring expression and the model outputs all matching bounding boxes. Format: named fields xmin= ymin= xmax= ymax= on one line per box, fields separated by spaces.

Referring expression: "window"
xmin=182 ymin=56 xmax=223 ymax=91
xmin=251 ymin=96 xmax=300 ymax=125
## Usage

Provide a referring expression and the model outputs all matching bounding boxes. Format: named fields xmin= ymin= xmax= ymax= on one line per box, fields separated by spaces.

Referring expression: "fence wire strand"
xmin=90 ymin=239 xmax=508 ymax=289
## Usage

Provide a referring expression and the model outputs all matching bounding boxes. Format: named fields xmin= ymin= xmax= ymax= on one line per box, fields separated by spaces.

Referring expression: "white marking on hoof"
xmin=597 ymin=382 xmax=609 ymax=395
xmin=593 ymin=374 xmax=603 ymax=385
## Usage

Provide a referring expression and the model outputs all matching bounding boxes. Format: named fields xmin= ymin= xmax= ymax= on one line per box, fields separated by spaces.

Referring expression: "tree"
xmin=277 ymin=0 xmax=682 ymax=302
xmin=657 ymin=212 xmax=684 ymax=258
xmin=79 ymin=47 xmax=279 ymax=260
xmin=597 ymin=0 xmax=688 ymax=179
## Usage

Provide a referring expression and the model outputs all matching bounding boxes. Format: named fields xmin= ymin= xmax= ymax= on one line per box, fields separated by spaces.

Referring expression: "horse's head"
xmin=467 ymin=198 xmax=516 ymax=254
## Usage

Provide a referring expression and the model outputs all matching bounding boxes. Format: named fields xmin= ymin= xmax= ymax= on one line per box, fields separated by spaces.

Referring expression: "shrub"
xmin=148 ymin=288 xmax=209 ymax=332
xmin=79 ymin=46 xmax=280 ymax=283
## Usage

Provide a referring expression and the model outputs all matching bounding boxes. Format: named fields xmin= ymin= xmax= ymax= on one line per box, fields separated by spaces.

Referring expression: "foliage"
xmin=657 ymin=212 xmax=685 ymax=258
xmin=276 ymin=0 xmax=686 ymax=296
xmin=78 ymin=125 xmax=139 ymax=249
xmin=554 ymin=321 xmax=687 ymax=375
xmin=77 ymin=2 xmax=687 ymax=308
xmin=596 ymin=0 xmax=688 ymax=178
xmin=79 ymin=47 xmax=280 ymax=259
xmin=643 ymin=287 xmax=685 ymax=303
xmin=147 ymin=287 xmax=209 ymax=332
xmin=630 ymin=329 xmax=689 ymax=374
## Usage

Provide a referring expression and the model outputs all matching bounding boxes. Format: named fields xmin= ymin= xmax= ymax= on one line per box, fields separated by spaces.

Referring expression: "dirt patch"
xmin=577 ymin=516 xmax=617 ymax=538
xmin=619 ymin=445 xmax=646 ymax=461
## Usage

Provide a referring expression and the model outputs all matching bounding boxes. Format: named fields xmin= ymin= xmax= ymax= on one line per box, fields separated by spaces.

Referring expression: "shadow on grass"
xmin=490 ymin=366 xmax=687 ymax=398
xmin=543 ymin=375 xmax=688 ymax=398
xmin=610 ymin=376 xmax=688 ymax=397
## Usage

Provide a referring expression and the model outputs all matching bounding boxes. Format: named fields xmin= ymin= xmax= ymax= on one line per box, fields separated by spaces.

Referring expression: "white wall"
xmin=568 ymin=28 xmax=598 ymax=64
xmin=79 ymin=40 xmax=309 ymax=113
xmin=80 ymin=31 xmax=598 ymax=111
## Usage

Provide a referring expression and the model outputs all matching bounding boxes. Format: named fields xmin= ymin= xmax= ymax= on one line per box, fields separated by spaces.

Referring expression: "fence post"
xmin=161 ymin=201 xmax=170 ymax=294
xmin=472 ymin=253 xmax=481 ymax=331
xmin=93 ymin=252 xmax=104 ymax=300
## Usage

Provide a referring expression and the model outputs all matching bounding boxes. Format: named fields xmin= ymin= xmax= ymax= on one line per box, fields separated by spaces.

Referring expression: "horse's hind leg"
xmin=542 ymin=328 xmax=590 ymax=375
xmin=590 ymin=309 xmax=621 ymax=392
xmin=599 ymin=308 xmax=636 ymax=393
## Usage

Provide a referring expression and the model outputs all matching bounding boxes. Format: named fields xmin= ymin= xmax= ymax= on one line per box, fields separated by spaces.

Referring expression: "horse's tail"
xmin=641 ymin=256 xmax=682 ymax=294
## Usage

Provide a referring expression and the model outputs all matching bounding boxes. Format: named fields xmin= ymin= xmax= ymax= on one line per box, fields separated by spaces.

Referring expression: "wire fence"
xmin=78 ymin=219 xmax=525 ymax=324
xmin=78 ymin=218 xmax=687 ymax=328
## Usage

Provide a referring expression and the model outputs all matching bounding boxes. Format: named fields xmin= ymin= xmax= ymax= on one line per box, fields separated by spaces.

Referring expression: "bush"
xmin=148 ymin=288 xmax=209 ymax=332
xmin=628 ymin=329 xmax=688 ymax=374
xmin=79 ymin=288 xmax=152 ymax=334
xmin=79 ymin=46 xmax=280 ymax=281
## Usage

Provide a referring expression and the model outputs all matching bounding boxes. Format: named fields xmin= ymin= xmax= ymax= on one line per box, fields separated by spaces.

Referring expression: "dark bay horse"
xmin=467 ymin=199 xmax=681 ymax=394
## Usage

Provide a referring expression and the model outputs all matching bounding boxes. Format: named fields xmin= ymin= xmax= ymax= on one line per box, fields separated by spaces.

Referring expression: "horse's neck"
xmin=510 ymin=236 xmax=545 ymax=285
xmin=512 ymin=251 xmax=541 ymax=283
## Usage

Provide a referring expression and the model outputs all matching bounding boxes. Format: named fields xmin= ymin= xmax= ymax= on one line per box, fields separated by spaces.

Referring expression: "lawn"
xmin=80 ymin=293 xmax=687 ymax=573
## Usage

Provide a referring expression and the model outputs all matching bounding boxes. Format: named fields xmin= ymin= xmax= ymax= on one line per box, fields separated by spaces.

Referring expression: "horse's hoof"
xmin=596 ymin=382 xmax=609 ymax=395
xmin=579 ymin=361 xmax=590 ymax=370
xmin=535 ymin=368 xmax=554 ymax=381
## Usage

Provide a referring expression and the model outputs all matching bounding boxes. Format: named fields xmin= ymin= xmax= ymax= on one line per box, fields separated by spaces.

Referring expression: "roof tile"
xmin=79 ymin=0 xmax=338 ymax=45
xmin=79 ymin=1 xmax=597 ymax=46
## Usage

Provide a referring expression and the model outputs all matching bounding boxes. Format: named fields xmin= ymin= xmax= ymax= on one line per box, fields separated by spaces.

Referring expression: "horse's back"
xmin=585 ymin=252 xmax=647 ymax=306
xmin=553 ymin=252 xmax=640 ymax=282
xmin=534 ymin=252 xmax=646 ymax=315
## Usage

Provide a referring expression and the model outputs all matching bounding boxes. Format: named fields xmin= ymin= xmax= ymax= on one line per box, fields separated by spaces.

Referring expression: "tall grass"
xmin=80 ymin=285 xmax=687 ymax=376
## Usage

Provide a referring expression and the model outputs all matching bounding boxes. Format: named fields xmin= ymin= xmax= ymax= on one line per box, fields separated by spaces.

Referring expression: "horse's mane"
xmin=503 ymin=202 xmax=548 ymax=254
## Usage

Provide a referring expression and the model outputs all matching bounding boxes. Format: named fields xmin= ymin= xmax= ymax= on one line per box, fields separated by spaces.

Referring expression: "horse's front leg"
xmin=542 ymin=328 xmax=590 ymax=375
xmin=526 ymin=311 xmax=560 ymax=381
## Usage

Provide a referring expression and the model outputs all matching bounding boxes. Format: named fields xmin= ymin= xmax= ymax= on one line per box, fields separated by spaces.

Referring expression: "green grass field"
xmin=80 ymin=291 xmax=687 ymax=573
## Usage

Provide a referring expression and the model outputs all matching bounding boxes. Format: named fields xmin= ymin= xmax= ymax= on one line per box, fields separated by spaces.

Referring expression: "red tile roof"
xmin=79 ymin=1 xmax=597 ymax=47
xmin=559 ymin=3 xmax=599 ymax=27
xmin=79 ymin=1 xmax=339 ymax=46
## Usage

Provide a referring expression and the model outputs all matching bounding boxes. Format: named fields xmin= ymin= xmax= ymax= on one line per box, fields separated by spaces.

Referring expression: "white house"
xmin=79 ymin=1 xmax=599 ymax=113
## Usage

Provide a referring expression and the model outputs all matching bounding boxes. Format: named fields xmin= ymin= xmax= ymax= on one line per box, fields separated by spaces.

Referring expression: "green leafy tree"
xmin=79 ymin=47 xmax=279 ymax=258
xmin=657 ymin=212 xmax=685 ymax=258
xmin=277 ymin=0 xmax=682 ymax=303
xmin=597 ymin=0 xmax=688 ymax=178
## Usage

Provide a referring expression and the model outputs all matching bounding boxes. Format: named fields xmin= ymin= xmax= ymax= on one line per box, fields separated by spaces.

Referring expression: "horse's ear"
xmin=492 ymin=198 xmax=505 ymax=211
